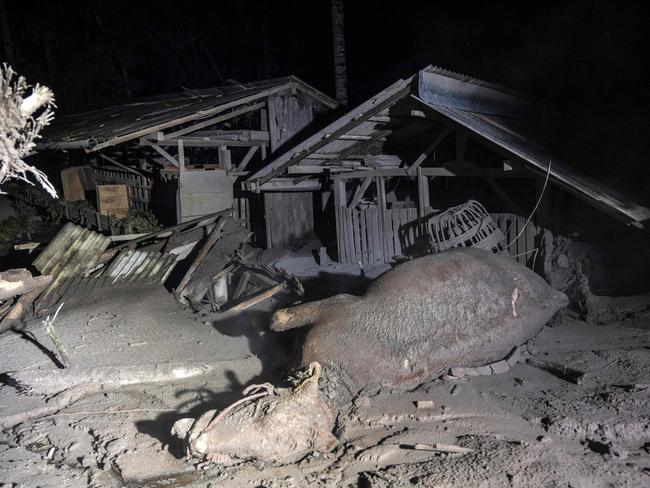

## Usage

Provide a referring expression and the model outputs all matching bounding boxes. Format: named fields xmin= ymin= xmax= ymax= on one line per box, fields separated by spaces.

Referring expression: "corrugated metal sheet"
xmin=416 ymin=66 xmax=650 ymax=225
xmin=101 ymin=248 xmax=178 ymax=285
xmin=33 ymin=223 xmax=111 ymax=279
xmin=34 ymin=249 xmax=178 ymax=314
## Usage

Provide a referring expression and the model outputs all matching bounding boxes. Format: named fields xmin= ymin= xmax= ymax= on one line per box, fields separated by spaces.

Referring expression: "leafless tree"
xmin=0 ymin=64 xmax=58 ymax=197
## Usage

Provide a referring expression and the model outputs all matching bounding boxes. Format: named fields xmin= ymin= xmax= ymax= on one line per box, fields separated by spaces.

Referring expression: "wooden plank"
xmin=327 ymin=129 xmax=392 ymax=168
xmin=345 ymin=209 xmax=354 ymax=265
xmin=218 ymin=145 xmax=232 ymax=171
xmin=348 ymin=176 xmax=372 ymax=209
xmin=370 ymin=206 xmax=382 ymax=263
xmin=340 ymin=207 xmax=349 ymax=263
xmin=177 ymin=140 xmax=185 ymax=170
xmin=376 ymin=176 xmax=388 ymax=261
xmin=90 ymin=86 xmax=292 ymax=152
xmin=351 ymin=210 xmax=361 ymax=263
xmin=359 ymin=208 xmax=368 ymax=266
xmin=163 ymin=101 xmax=266 ymax=140
xmin=417 ymin=167 xmax=430 ymax=217
xmin=385 ymin=210 xmax=395 ymax=259
xmin=238 ymin=146 xmax=258 ymax=171
xmin=97 ymin=184 xmax=129 ymax=219
xmin=332 ymin=167 xmax=531 ymax=180
xmin=60 ymin=167 xmax=86 ymax=202
xmin=392 ymin=208 xmax=401 ymax=255
xmin=98 ymin=153 xmax=146 ymax=177
xmin=149 ymin=143 xmax=179 ymax=167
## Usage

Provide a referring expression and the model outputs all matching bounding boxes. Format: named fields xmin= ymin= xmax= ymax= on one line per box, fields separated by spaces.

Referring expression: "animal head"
xmin=172 ymin=362 xmax=338 ymax=465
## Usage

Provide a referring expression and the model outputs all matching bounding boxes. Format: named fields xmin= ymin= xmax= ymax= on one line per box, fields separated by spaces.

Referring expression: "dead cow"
xmin=174 ymin=248 xmax=568 ymax=464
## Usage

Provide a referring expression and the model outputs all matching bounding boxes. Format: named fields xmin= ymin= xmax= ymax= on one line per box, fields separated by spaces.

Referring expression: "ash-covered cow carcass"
xmin=175 ymin=248 xmax=568 ymax=464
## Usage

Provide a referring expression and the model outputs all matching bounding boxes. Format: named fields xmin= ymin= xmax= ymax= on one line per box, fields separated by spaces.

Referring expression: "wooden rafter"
xmin=406 ymin=126 xmax=453 ymax=176
xmin=238 ymin=146 xmax=259 ymax=171
xmin=163 ymin=101 xmax=266 ymax=140
xmin=347 ymin=176 xmax=372 ymax=209
xmin=246 ymin=78 xmax=413 ymax=189
xmin=149 ymin=143 xmax=179 ymax=167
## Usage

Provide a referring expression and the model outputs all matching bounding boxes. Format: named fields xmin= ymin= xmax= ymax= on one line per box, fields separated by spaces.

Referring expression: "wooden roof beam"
xmin=247 ymin=78 xmax=412 ymax=189
xmin=162 ymin=101 xmax=266 ymax=140
xmin=406 ymin=126 xmax=454 ymax=176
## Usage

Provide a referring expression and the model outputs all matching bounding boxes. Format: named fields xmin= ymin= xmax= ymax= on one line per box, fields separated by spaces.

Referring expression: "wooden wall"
xmin=335 ymin=205 xmax=542 ymax=268
xmin=264 ymin=192 xmax=314 ymax=250
xmin=267 ymin=91 xmax=315 ymax=152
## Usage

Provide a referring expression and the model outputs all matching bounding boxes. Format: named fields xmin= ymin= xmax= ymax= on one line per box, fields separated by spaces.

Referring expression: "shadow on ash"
xmin=172 ymin=248 xmax=568 ymax=464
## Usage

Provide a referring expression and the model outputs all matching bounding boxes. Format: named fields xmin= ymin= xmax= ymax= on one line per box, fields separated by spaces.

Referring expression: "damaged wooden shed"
xmin=246 ymin=66 xmax=650 ymax=267
xmin=36 ymin=77 xmax=338 ymax=240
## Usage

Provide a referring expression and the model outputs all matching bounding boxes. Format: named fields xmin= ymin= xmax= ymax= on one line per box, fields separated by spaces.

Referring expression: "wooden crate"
xmin=97 ymin=184 xmax=129 ymax=219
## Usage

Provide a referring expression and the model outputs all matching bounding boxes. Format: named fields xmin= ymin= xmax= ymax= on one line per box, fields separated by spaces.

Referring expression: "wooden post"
xmin=333 ymin=177 xmax=346 ymax=263
xmin=218 ymin=145 xmax=232 ymax=171
xmin=260 ymin=107 xmax=268 ymax=160
xmin=417 ymin=167 xmax=430 ymax=218
xmin=376 ymin=175 xmax=388 ymax=261
xmin=177 ymin=139 xmax=185 ymax=171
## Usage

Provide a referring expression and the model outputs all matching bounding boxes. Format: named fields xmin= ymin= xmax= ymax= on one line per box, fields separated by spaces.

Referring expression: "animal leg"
xmin=270 ymin=294 xmax=355 ymax=331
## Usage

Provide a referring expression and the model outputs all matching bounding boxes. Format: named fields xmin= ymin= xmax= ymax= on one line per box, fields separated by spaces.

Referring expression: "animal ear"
xmin=294 ymin=362 xmax=321 ymax=398
xmin=314 ymin=431 xmax=338 ymax=453
xmin=170 ymin=418 xmax=194 ymax=440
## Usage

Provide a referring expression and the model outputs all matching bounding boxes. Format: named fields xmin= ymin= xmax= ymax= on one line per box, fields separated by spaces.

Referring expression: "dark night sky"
xmin=3 ymin=0 xmax=648 ymax=162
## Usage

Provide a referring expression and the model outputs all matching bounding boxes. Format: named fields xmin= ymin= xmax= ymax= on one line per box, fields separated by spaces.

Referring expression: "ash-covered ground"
xmin=0 ymin=250 xmax=648 ymax=487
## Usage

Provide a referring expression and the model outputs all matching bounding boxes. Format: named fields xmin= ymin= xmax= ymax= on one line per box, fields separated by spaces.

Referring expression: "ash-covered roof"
xmin=247 ymin=66 xmax=650 ymax=226
xmin=39 ymin=76 xmax=338 ymax=152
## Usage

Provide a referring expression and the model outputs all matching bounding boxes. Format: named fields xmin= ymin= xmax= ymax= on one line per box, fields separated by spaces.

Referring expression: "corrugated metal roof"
xmin=247 ymin=65 xmax=650 ymax=226
xmin=102 ymin=248 xmax=177 ymax=285
xmin=415 ymin=66 xmax=650 ymax=225
xmin=39 ymin=76 xmax=337 ymax=151
xmin=33 ymin=223 xmax=111 ymax=278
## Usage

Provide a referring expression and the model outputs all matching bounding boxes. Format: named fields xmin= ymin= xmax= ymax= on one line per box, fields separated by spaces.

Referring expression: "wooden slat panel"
xmin=350 ymin=210 xmax=358 ymax=263
xmin=369 ymin=207 xmax=379 ymax=263
xmin=337 ymin=206 xmax=346 ymax=263
xmin=392 ymin=210 xmax=401 ymax=256
xmin=345 ymin=209 xmax=355 ymax=264
xmin=384 ymin=210 xmax=394 ymax=260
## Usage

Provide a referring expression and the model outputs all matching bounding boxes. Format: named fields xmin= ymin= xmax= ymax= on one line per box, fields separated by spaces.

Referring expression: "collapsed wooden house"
xmin=35 ymin=77 xmax=338 ymax=240
xmin=245 ymin=66 xmax=650 ymax=267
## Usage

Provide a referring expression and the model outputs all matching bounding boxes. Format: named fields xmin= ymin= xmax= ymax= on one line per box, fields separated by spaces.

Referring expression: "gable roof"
xmin=247 ymin=66 xmax=650 ymax=227
xmin=38 ymin=76 xmax=338 ymax=152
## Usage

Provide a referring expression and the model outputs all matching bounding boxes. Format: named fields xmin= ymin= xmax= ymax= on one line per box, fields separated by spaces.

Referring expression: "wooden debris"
xmin=526 ymin=358 xmax=585 ymax=384
xmin=408 ymin=443 xmax=474 ymax=454
xmin=414 ymin=400 xmax=434 ymax=409
xmin=6 ymin=358 xmax=257 ymax=397
xmin=209 ymin=282 xmax=287 ymax=321
xmin=43 ymin=303 xmax=71 ymax=368
xmin=0 ymin=269 xmax=52 ymax=300
xmin=176 ymin=217 xmax=228 ymax=296
xmin=449 ymin=346 xmax=522 ymax=378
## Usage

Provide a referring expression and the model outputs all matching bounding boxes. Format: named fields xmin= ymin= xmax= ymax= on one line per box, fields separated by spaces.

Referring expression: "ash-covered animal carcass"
xmin=174 ymin=247 xmax=568 ymax=464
